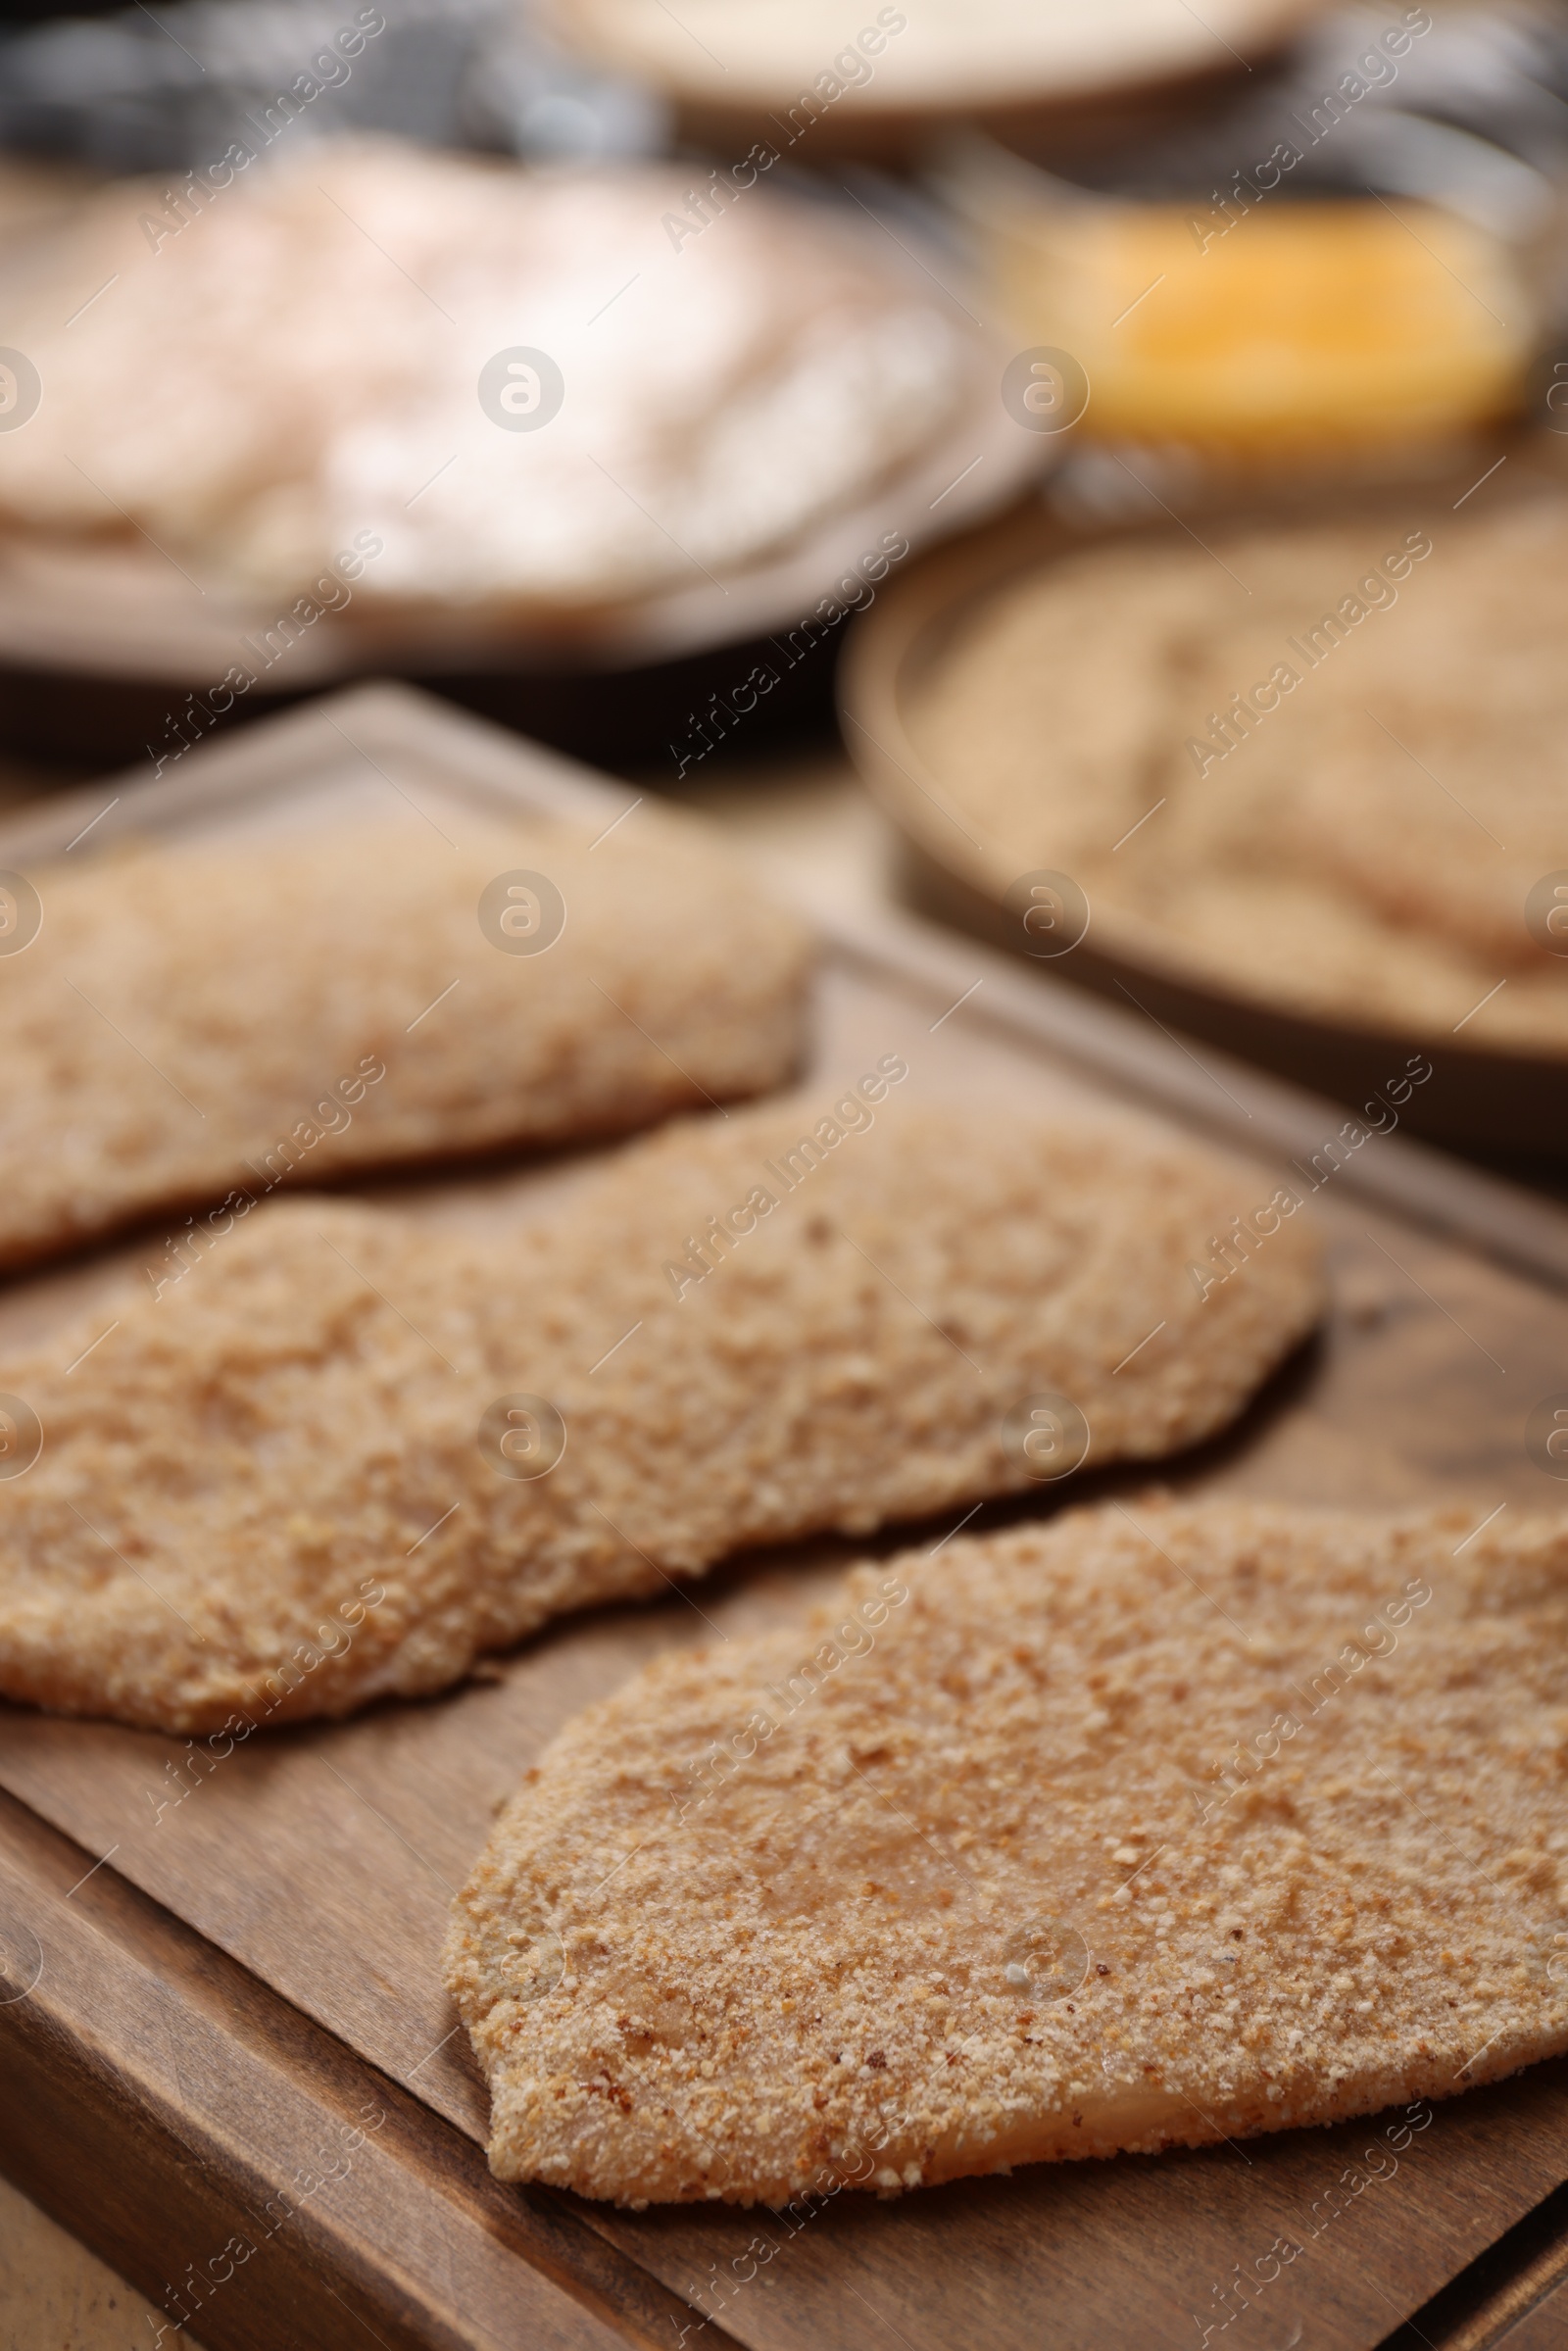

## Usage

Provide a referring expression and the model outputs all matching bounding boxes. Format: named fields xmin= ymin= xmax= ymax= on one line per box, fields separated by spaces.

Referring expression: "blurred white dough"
xmin=0 ymin=143 xmax=970 ymax=612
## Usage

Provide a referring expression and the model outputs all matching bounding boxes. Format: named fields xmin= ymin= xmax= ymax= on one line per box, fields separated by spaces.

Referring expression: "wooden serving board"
xmin=3 ymin=683 xmax=1568 ymax=2351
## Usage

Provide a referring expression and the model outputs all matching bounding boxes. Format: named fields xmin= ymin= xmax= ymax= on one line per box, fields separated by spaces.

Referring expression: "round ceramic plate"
xmin=0 ymin=283 xmax=1045 ymax=769
xmin=541 ymin=0 xmax=1326 ymax=124
xmin=838 ymin=436 xmax=1568 ymax=1154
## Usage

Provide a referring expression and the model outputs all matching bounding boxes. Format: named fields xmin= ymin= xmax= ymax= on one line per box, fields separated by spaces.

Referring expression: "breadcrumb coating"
xmin=446 ymin=1501 xmax=1568 ymax=2206
xmin=0 ymin=813 xmax=809 ymax=1268
xmin=913 ymin=502 xmax=1568 ymax=1052
xmin=0 ymin=1102 xmax=1320 ymax=1731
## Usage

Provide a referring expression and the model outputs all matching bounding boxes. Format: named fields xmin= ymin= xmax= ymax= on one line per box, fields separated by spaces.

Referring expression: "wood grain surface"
xmin=0 ymin=2175 xmax=206 ymax=2351
xmin=2 ymin=686 xmax=1567 ymax=2351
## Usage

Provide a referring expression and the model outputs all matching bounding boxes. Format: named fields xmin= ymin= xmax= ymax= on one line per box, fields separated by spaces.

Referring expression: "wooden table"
xmin=4 ymin=691 xmax=1568 ymax=2351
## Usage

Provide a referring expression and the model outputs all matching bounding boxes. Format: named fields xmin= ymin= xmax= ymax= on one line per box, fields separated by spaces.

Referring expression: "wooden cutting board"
xmin=2 ymin=682 xmax=1567 ymax=2351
